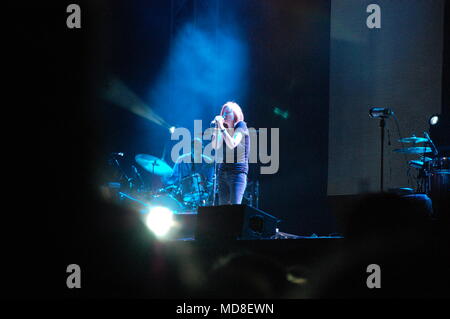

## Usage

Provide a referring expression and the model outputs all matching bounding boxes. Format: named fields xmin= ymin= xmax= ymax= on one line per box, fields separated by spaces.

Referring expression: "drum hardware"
xmin=135 ymin=153 xmax=174 ymax=193
xmin=419 ymin=156 xmax=433 ymax=162
xmin=157 ymin=184 xmax=178 ymax=194
xmin=393 ymin=147 xmax=433 ymax=154
xmin=369 ymin=108 xmax=392 ymax=192
xmin=135 ymin=154 xmax=173 ymax=177
xmin=108 ymin=152 xmax=130 ymax=180
xmin=242 ymin=180 xmax=260 ymax=208
xmin=109 ymin=152 xmax=262 ymax=212
xmin=424 ymin=157 xmax=450 ymax=172
xmin=396 ymin=131 xmax=448 ymax=200
xmin=146 ymin=172 xmax=214 ymax=211
xmin=107 ymin=152 xmax=144 ymax=192
xmin=118 ymin=191 xmax=149 ymax=208
xmin=178 ymin=173 xmax=211 ymax=209
xmin=422 ymin=157 xmax=450 ymax=197
xmin=405 ymin=155 xmax=449 ymax=197
xmin=409 ymin=160 xmax=425 ymax=169
xmin=131 ymin=164 xmax=145 ymax=189
xmin=398 ymin=136 xmax=428 ymax=143
xmin=148 ymin=192 xmax=185 ymax=213
xmin=395 ymin=132 xmax=438 ymax=155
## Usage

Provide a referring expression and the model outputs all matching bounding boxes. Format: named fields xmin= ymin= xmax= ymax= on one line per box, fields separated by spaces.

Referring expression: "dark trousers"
xmin=218 ymin=170 xmax=247 ymax=205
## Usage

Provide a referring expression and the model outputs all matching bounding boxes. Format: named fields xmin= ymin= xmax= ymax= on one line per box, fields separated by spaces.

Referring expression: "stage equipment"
xmin=195 ymin=204 xmax=280 ymax=241
xmin=409 ymin=160 xmax=425 ymax=169
xmin=369 ymin=107 xmax=394 ymax=119
xmin=398 ymin=136 xmax=428 ymax=143
xmin=150 ymin=172 xmax=213 ymax=211
xmin=424 ymin=157 xmax=449 ymax=196
xmin=135 ymin=154 xmax=173 ymax=177
xmin=107 ymin=152 xmax=144 ymax=192
xmin=393 ymin=147 xmax=433 ymax=154
xmin=148 ymin=191 xmax=185 ymax=213
xmin=369 ymin=106 xmax=395 ymax=191
xmin=242 ymin=180 xmax=260 ymax=208
xmin=424 ymin=132 xmax=439 ymax=156
xmin=179 ymin=173 xmax=210 ymax=208
xmin=396 ymin=129 xmax=448 ymax=212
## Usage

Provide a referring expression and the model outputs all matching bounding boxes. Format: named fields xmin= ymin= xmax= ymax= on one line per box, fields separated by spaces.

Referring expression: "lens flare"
xmin=145 ymin=206 xmax=175 ymax=237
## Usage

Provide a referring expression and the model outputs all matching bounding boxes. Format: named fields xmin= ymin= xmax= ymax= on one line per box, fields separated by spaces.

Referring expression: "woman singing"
xmin=212 ymin=101 xmax=250 ymax=205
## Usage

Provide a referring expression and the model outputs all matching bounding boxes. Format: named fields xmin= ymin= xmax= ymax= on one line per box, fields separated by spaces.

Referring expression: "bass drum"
xmin=149 ymin=193 xmax=185 ymax=213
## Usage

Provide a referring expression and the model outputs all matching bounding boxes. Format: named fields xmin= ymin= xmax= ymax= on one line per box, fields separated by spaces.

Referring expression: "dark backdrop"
xmin=328 ymin=0 xmax=445 ymax=196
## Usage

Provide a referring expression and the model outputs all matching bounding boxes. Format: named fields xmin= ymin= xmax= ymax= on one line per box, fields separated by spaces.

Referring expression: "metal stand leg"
xmin=379 ymin=118 xmax=385 ymax=192
xmin=212 ymin=160 xmax=218 ymax=206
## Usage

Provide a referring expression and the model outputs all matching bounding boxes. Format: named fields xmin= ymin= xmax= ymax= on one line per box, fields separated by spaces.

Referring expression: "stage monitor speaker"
xmin=195 ymin=204 xmax=280 ymax=241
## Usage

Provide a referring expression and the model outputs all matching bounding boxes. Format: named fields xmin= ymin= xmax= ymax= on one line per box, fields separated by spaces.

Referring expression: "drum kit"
xmin=134 ymin=154 xmax=213 ymax=212
xmin=393 ymin=134 xmax=449 ymax=197
xmin=108 ymin=153 xmax=259 ymax=213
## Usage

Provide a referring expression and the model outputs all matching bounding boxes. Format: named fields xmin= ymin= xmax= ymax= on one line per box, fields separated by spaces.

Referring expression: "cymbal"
xmin=398 ymin=136 xmax=427 ymax=143
xmin=135 ymin=154 xmax=173 ymax=177
xmin=409 ymin=160 xmax=424 ymax=169
xmin=393 ymin=147 xmax=432 ymax=154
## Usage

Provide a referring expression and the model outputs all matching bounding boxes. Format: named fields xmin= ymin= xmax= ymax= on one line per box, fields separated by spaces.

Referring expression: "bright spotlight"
xmin=169 ymin=126 xmax=176 ymax=134
xmin=145 ymin=206 xmax=175 ymax=237
xmin=429 ymin=115 xmax=439 ymax=126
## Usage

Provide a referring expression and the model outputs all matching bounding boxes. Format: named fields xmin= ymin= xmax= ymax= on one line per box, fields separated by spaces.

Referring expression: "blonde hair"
xmin=220 ymin=101 xmax=244 ymax=127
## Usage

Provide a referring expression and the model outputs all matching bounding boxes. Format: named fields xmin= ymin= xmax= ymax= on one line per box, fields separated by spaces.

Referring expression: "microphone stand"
xmin=110 ymin=153 xmax=131 ymax=187
xmin=379 ymin=117 xmax=385 ymax=192
xmin=211 ymin=117 xmax=226 ymax=206
xmin=132 ymin=165 xmax=145 ymax=192
xmin=370 ymin=109 xmax=392 ymax=192
xmin=212 ymin=130 xmax=218 ymax=206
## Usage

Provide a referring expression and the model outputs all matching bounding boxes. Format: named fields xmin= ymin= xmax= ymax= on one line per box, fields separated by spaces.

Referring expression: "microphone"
xmin=369 ymin=107 xmax=394 ymax=118
xmin=423 ymin=132 xmax=439 ymax=156
xmin=210 ymin=116 xmax=224 ymax=125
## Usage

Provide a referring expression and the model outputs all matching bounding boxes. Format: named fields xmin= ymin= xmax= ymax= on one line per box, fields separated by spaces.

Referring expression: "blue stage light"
xmin=148 ymin=23 xmax=248 ymax=131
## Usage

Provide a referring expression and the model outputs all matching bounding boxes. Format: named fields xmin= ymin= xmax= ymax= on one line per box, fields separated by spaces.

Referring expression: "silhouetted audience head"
xmin=197 ymin=252 xmax=288 ymax=298
xmin=306 ymin=192 xmax=448 ymax=298
xmin=343 ymin=192 xmax=432 ymax=242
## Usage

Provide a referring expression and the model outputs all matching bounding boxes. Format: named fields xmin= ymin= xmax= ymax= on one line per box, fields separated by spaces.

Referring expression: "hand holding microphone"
xmin=211 ymin=115 xmax=225 ymax=129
